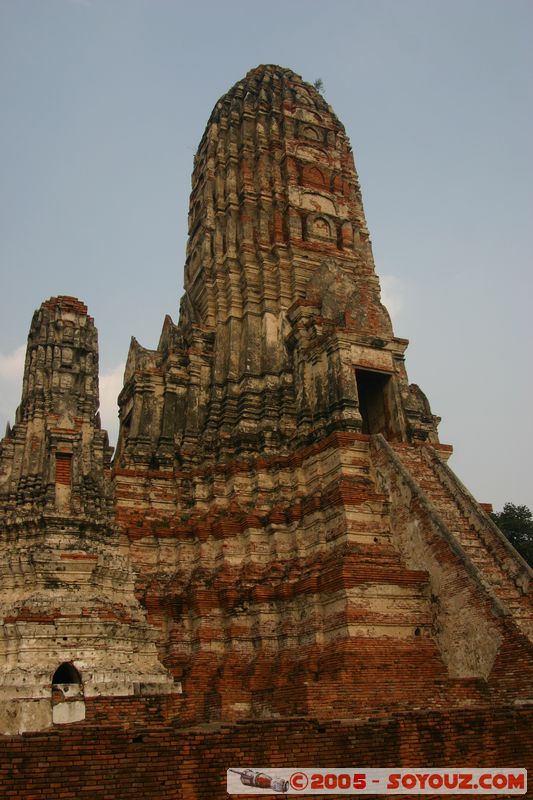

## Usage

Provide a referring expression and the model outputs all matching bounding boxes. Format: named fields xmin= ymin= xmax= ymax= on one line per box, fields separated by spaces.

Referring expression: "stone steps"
xmin=391 ymin=443 xmax=530 ymax=621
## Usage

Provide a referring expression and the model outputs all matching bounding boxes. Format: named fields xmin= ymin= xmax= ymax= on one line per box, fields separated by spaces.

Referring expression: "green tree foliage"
xmin=491 ymin=503 xmax=533 ymax=567
xmin=313 ymin=78 xmax=324 ymax=92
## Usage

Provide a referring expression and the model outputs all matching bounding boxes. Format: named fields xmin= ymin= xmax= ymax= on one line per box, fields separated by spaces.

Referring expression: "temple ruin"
xmin=0 ymin=65 xmax=531 ymax=798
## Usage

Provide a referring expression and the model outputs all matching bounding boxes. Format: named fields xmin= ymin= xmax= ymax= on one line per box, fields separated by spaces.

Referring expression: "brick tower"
xmin=112 ymin=65 xmax=532 ymax=724
xmin=0 ymin=297 xmax=177 ymax=735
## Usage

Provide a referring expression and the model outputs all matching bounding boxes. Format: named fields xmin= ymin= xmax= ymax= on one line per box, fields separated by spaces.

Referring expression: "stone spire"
xmin=185 ymin=64 xmax=390 ymax=336
xmin=0 ymin=296 xmax=112 ymax=517
xmin=0 ymin=297 xmax=178 ymax=736
xmin=115 ymin=66 xmax=439 ymax=470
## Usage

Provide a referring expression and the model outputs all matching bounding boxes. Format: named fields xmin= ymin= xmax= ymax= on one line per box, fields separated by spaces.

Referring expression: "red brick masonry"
xmin=1 ymin=706 xmax=530 ymax=800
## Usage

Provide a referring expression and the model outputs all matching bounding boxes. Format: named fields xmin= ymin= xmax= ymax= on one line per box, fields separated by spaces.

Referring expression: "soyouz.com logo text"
xmin=227 ymin=767 xmax=527 ymax=794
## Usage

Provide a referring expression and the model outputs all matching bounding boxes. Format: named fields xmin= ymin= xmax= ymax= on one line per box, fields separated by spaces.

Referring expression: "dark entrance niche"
xmin=51 ymin=662 xmax=86 ymax=725
xmin=355 ymin=368 xmax=397 ymax=438
xmin=52 ymin=662 xmax=81 ymax=685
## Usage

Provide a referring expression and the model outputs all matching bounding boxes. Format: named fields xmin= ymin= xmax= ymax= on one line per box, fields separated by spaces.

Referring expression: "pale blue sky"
xmin=1 ymin=0 xmax=532 ymax=510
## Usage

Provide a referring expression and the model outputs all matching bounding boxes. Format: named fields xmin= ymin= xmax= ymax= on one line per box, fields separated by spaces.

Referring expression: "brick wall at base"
xmin=0 ymin=706 xmax=530 ymax=800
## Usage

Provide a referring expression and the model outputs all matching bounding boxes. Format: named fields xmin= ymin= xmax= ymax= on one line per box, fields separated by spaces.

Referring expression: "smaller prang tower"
xmin=0 ymin=297 xmax=178 ymax=736
xmin=0 ymin=297 xmax=111 ymax=515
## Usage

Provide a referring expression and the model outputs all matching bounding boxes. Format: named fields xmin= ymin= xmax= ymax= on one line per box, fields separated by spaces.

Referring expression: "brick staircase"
xmin=390 ymin=442 xmax=532 ymax=638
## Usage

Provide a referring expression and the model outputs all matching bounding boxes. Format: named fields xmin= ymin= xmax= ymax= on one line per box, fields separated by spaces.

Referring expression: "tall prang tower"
xmin=115 ymin=65 xmax=437 ymax=472
xmin=112 ymin=65 xmax=532 ymax=723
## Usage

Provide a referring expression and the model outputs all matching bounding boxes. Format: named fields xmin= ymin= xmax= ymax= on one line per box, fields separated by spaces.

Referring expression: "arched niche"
xmin=301 ymin=164 xmax=327 ymax=190
xmin=301 ymin=124 xmax=321 ymax=142
xmin=308 ymin=216 xmax=333 ymax=242
xmin=52 ymin=662 xmax=81 ymax=685
xmin=51 ymin=662 xmax=86 ymax=726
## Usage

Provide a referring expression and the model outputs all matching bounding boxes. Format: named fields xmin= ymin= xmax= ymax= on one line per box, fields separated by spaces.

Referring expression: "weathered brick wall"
xmin=111 ymin=431 xmax=532 ymax=726
xmin=1 ymin=707 xmax=530 ymax=800
xmin=83 ymin=694 xmax=184 ymax=727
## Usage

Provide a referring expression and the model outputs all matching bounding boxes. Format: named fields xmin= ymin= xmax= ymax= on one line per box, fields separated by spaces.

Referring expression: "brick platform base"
xmin=0 ymin=705 xmax=530 ymax=799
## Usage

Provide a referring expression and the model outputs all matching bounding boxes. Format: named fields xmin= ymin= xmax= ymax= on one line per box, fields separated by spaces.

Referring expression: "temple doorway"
xmin=355 ymin=368 xmax=396 ymax=438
